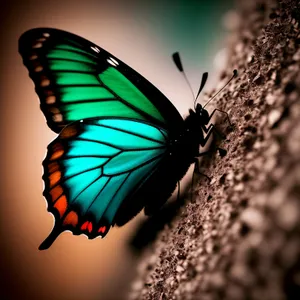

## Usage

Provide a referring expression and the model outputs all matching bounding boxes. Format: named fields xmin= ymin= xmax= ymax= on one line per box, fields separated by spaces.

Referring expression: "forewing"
xmin=19 ymin=28 xmax=183 ymax=133
xmin=39 ymin=117 xmax=168 ymax=249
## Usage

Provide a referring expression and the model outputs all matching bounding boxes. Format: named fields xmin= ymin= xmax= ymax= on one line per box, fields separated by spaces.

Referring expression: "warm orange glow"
xmin=49 ymin=185 xmax=64 ymax=202
xmin=53 ymin=195 xmax=68 ymax=217
xmin=49 ymin=170 xmax=61 ymax=187
xmin=63 ymin=211 xmax=78 ymax=227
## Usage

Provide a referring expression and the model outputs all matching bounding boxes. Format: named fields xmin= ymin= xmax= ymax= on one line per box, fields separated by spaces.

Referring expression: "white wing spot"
xmin=91 ymin=46 xmax=100 ymax=53
xmin=107 ymin=58 xmax=117 ymax=67
xmin=110 ymin=57 xmax=119 ymax=65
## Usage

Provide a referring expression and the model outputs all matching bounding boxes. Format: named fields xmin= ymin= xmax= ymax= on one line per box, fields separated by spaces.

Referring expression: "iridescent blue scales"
xmin=41 ymin=118 xmax=169 ymax=249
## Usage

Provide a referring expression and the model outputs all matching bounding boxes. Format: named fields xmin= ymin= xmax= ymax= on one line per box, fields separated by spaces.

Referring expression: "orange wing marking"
xmin=49 ymin=170 xmax=61 ymax=187
xmin=60 ymin=125 xmax=78 ymax=138
xmin=63 ymin=211 xmax=78 ymax=227
xmin=53 ymin=195 xmax=67 ymax=217
xmin=98 ymin=226 xmax=107 ymax=234
xmin=49 ymin=185 xmax=63 ymax=202
xmin=48 ymin=161 xmax=60 ymax=173
xmin=81 ymin=221 xmax=93 ymax=233
xmin=49 ymin=143 xmax=64 ymax=161
xmin=50 ymin=149 xmax=64 ymax=161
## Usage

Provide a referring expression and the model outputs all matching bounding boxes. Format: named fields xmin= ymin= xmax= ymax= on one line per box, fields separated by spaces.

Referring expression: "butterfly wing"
xmin=19 ymin=28 xmax=183 ymax=133
xmin=40 ymin=117 xmax=169 ymax=249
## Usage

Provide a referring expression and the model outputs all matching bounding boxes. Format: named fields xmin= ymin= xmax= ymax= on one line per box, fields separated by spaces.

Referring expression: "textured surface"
xmin=129 ymin=0 xmax=300 ymax=299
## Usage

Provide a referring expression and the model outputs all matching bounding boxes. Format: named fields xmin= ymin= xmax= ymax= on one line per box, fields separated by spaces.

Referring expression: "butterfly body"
xmin=19 ymin=28 xmax=217 ymax=250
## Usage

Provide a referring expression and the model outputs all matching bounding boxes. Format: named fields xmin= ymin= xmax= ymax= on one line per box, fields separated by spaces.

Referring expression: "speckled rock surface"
xmin=128 ymin=0 xmax=300 ymax=299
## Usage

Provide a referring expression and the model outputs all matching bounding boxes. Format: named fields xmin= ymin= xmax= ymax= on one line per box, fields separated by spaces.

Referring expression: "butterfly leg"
xmin=199 ymin=124 xmax=228 ymax=158
xmin=202 ymin=109 xmax=234 ymax=142
xmin=193 ymin=158 xmax=211 ymax=181
xmin=207 ymin=108 xmax=232 ymax=126
xmin=193 ymin=124 xmax=226 ymax=181
xmin=190 ymin=159 xmax=210 ymax=203
xmin=190 ymin=117 xmax=230 ymax=202
xmin=200 ymin=123 xmax=220 ymax=146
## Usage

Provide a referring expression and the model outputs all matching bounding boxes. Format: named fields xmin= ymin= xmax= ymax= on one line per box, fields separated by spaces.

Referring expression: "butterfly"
xmin=19 ymin=28 xmax=235 ymax=250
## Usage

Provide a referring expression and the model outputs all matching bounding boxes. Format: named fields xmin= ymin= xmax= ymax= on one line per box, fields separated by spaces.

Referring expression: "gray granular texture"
xmin=128 ymin=0 xmax=300 ymax=299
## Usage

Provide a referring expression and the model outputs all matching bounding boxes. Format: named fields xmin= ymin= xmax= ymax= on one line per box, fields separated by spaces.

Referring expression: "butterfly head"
xmin=195 ymin=103 xmax=209 ymax=125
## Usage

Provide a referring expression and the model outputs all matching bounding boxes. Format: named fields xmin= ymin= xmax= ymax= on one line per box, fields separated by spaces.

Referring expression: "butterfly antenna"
xmin=203 ymin=69 xmax=238 ymax=108
xmin=172 ymin=52 xmax=196 ymax=102
xmin=194 ymin=72 xmax=208 ymax=110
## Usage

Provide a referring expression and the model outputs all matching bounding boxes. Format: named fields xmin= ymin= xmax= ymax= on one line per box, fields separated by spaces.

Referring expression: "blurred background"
xmin=0 ymin=0 xmax=235 ymax=299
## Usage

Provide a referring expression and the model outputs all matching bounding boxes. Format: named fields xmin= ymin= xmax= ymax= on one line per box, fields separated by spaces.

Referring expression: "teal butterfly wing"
xmin=19 ymin=28 xmax=184 ymax=249
xmin=40 ymin=117 xmax=169 ymax=249
xmin=18 ymin=28 xmax=183 ymax=133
